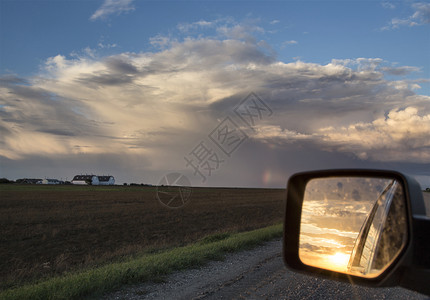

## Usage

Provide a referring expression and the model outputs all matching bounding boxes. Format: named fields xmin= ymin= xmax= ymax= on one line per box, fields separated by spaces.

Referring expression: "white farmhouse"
xmin=71 ymin=175 xmax=115 ymax=185
xmin=97 ymin=176 xmax=115 ymax=185
xmin=39 ymin=179 xmax=61 ymax=185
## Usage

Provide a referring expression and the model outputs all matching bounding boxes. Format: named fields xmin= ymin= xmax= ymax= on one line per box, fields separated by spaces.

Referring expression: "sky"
xmin=0 ymin=0 xmax=429 ymax=188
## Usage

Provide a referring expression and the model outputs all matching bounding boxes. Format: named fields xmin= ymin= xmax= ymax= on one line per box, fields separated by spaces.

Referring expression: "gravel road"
xmin=103 ymin=239 xmax=428 ymax=300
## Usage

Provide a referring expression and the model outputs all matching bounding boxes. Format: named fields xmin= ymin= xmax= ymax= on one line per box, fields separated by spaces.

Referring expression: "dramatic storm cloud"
xmin=1 ymin=18 xmax=429 ymax=186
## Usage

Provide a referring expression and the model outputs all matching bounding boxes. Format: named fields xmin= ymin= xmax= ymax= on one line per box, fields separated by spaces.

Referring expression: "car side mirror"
xmin=283 ymin=169 xmax=430 ymax=296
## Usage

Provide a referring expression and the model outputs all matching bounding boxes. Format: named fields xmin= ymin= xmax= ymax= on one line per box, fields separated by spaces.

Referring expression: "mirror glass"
xmin=299 ymin=176 xmax=408 ymax=278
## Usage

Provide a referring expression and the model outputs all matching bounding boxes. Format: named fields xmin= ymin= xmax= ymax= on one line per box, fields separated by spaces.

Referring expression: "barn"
xmin=71 ymin=175 xmax=115 ymax=185
xmin=97 ymin=176 xmax=115 ymax=185
xmin=39 ymin=179 xmax=62 ymax=185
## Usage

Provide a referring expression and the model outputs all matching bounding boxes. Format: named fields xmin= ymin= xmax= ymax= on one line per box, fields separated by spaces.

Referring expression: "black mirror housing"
xmin=283 ymin=169 xmax=430 ymax=296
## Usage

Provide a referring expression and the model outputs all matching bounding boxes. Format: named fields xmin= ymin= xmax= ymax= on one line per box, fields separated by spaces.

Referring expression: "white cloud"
xmin=380 ymin=65 xmax=421 ymax=76
xmin=253 ymin=126 xmax=314 ymax=141
xmin=381 ymin=2 xmax=430 ymax=30
xmin=382 ymin=2 xmax=396 ymax=10
xmin=149 ymin=35 xmax=172 ymax=49
xmin=318 ymin=107 xmax=430 ymax=162
xmin=98 ymin=42 xmax=117 ymax=49
xmin=412 ymin=2 xmax=430 ymax=24
xmin=282 ymin=40 xmax=298 ymax=47
xmin=217 ymin=23 xmax=264 ymax=42
xmin=177 ymin=20 xmax=214 ymax=32
xmin=331 ymin=58 xmax=384 ymax=72
xmin=330 ymin=58 xmax=421 ymax=79
xmin=90 ymin=0 xmax=135 ymax=21
xmin=83 ymin=47 xmax=97 ymax=58
xmin=252 ymin=107 xmax=430 ymax=163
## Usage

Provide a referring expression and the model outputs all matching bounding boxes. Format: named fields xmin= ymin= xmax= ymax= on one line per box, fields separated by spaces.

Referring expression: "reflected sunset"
xmin=299 ymin=177 xmax=393 ymax=273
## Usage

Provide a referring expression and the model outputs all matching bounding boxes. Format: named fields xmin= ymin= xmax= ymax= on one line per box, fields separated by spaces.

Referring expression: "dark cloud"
xmin=0 ymin=78 xmax=103 ymax=145
xmin=77 ymin=73 xmax=135 ymax=86
xmin=0 ymin=75 xmax=30 ymax=86
xmin=381 ymin=66 xmax=421 ymax=76
xmin=36 ymin=129 xmax=76 ymax=137
xmin=105 ymin=57 xmax=139 ymax=74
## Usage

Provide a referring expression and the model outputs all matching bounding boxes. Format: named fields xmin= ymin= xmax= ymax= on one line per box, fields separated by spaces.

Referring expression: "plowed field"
xmin=0 ymin=185 xmax=285 ymax=290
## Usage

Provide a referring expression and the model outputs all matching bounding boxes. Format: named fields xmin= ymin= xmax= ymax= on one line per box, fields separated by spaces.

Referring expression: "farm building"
xmin=38 ymin=179 xmax=62 ymax=185
xmin=71 ymin=175 xmax=115 ymax=185
xmin=16 ymin=178 xmax=42 ymax=184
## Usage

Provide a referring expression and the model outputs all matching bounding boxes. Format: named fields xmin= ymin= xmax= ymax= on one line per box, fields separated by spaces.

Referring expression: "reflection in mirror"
xmin=299 ymin=177 xmax=408 ymax=278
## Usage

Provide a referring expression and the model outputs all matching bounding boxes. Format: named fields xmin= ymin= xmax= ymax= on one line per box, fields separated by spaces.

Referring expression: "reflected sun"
xmin=328 ymin=252 xmax=350 ymax=271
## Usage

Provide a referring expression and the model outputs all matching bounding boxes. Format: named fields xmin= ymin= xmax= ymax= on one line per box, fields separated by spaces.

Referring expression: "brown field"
xmin=0 ymin=185 xmax=285 ymax=290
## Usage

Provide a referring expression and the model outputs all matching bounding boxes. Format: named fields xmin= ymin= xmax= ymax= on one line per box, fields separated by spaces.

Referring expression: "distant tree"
xmin=123 ymin=183 xmax=128 ymax=186
xmin=0 ymin=178 xmax=13 ymax=184
xmin=426 ymin=188 xmax=430 ymax=192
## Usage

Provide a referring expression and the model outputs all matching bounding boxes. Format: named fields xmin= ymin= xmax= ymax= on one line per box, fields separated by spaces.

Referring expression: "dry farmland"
xmin=0 ymin=185 xmax=285 ymax=290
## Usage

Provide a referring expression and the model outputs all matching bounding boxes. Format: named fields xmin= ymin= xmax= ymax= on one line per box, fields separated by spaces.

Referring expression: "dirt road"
xmin=104 ymin=239 xmax=426 ymax=300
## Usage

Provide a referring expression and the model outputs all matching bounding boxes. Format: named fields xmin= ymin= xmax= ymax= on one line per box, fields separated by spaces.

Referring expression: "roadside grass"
xmin=1 ymin=224 xmax=283 ymax=300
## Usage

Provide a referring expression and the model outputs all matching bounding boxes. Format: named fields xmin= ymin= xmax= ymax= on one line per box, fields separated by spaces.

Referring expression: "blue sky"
xmin=2 ymin=0 xmax=429 ymax=89
xmin=0 ymin=0 xmax=429 ymax=187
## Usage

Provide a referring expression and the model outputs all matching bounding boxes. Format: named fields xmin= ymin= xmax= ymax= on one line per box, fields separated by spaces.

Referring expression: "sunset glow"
xmin=299 ymin=177 xmax=395 ymax=275
xmin=328 ymin=252 xmax=351 ymax=272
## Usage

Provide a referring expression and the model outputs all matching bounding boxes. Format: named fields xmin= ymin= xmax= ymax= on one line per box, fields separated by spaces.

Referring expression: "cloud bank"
xmin=1 ymin=19 xmax=429 ymax=186
xmin=254 ymin=107 xmax=430 ymax=162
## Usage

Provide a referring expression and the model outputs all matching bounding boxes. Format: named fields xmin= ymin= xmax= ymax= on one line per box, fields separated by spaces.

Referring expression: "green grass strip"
xmin=1 ymin=224 xmax=283 ymax=300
